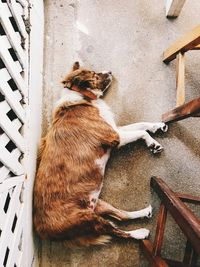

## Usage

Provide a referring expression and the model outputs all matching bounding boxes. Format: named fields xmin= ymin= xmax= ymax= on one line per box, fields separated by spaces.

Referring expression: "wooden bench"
xmin=140 ymin=176 xmax=200 ymax=267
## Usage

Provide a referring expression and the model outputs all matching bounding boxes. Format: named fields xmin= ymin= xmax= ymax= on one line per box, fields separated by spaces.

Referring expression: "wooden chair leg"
xmin=162 ymin=96 xmax=200 ymax=123
xmin=176 ymin=193 xmax=200 ymax=204
xmin=150 ymin=177 xmax=200 ymax=255
xmin=183 ymin=240 xmax=198 ymax=266
xmin=176 ymin=52 xmax=185 ymax=107
xmin=140 ymin=240 xmax=169 ymax=267
xmin=153 ymin=203 xmax=167 ymax=256
xmin=166 ymin=0 xmax=186 ymax=18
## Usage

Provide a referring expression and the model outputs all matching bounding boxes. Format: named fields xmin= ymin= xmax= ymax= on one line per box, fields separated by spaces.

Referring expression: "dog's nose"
xmin=108 ymin=71 xmax=112 ymax=75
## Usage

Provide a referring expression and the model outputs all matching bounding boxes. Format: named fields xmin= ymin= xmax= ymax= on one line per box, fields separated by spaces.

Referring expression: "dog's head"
xmin=61 ymin=62 xmax=112 ymax=100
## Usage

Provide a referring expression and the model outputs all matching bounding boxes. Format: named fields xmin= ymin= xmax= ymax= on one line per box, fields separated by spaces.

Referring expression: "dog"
xmin=33 ymin=62 xmax=168 ymax=247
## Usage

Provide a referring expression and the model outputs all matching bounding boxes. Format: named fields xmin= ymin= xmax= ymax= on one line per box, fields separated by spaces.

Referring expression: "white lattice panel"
xmin=0 ymin=0 xmax=28 ymax=266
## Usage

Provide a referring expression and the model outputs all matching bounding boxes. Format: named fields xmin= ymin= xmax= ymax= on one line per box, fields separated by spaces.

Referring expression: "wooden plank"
xmin=0 ymin=175 xmax=24 ymax=193
xmin=162 ymin=97 xmax=200 ymax=123
xmin=6 ymin=0 xmax=27 ymax=38
xmin=7 ymin=220 xmax=23 ymax=267
xmin=0 ymin=133 xmax=24 ymax=175
xmin=183 ymin=240 xmax=195 ymax=266
xmin=0 ymin=69 xmax=25 ymax=122
xmin=0 ymin=101 xmax=24 ymax=152
xmin=7 ymin=201 xmax=24 ymax=266
xmin=0 ymin=165 xmax=10 ymax=183
xmin=153 ymin=203 xmax=168 ymax=256
xmin=176 ymin=52 xmax=185 ymax=107
xmin=166 ymin=0 xmax=186 ymax=18
xmin=191 ymin=44 xmax=200 ymax=50
xmin=0 ymin=183 xmax=23 ymax=267
xmin=4 ymin=192 xmax=24 ymax=267
xmin=0 ymin=36 xmax=26 ymax=94
xmin=176 ymin=193 xmax=200 ymax=204
xmin=0 ymin=1 xmax=26 ymax=67
xmin=0 ymin=191 xmax=8 ymax=229
xmin=140 ymin=240 xmax=170 ymax=267
xmin=164 ymin=259 xmax=186 ymax=267
xmin=151 ymin=177 xmax=200 ymax=255
xmin=163 ymin=24 xmax=200 ymax=63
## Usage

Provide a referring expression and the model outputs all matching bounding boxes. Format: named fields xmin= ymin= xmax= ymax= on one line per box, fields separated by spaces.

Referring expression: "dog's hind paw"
xmin=144 ymin=205 xmax=152 ymax=219
xmin=129 ymin=228 xmax=150 ymax=240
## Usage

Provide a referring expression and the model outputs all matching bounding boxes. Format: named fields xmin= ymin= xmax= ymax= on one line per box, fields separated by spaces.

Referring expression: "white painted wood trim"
xmin=22 ymin=1 xmax=44 ymax=266
xmin=0 ymin=175 xmax=24 ymax=193
xmin=0 ymin=36 xmax=26 ymax=94
xmin=0 ymin=70 xmax=25 ymax=122
xmin=0 ymin=2 xmax=26 ymax=67
xmin=0 ymin=101 xmax=25 ymax=152
xmin=166 ymin=0 xmax=186 ymax=18
xmin=0 ymin=133 xmax=24 ymax=175
xmin=0 ymin=165 xmax=10 ymax=183
xmin=0 ymin=183 xmax=24 ymax=267
xmin=6 ymin=0 xmax=27 ymax=38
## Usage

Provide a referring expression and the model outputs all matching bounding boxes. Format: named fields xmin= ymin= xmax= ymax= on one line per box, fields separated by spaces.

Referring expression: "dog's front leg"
xmin=119 ymin=122 xmax=168 ymax=133
xmin=118 ymin=130 xmax=163 ymax=153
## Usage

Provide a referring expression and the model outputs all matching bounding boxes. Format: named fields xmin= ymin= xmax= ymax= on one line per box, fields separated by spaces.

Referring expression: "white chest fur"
xmin=93 ymin=99 xmax=117 ymax=130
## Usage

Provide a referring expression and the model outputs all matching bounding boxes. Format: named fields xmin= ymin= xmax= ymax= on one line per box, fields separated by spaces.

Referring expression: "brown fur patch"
xmin=33 ymin=101 xmax=119 ymax=244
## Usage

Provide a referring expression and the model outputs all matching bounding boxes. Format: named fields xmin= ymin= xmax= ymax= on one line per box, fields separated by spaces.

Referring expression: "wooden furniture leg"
xmin=166 ymin=0 xmax=186 ymax=18
xmin=153 ymin=204 xmax=167 ymax=256
xmin=162 ymin=25 xmax=200 ymax=123
xmin=140 ymin=177 xmax=200 ymax=267
xmin=162 ymin=97 xmax=200 ymax=123
xmin=176 ymin=52 xmax=185 ymax=107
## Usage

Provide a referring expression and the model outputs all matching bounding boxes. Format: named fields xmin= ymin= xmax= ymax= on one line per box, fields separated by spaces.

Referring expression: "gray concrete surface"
xmin=39 ymin=0 xmax=200 ymax=266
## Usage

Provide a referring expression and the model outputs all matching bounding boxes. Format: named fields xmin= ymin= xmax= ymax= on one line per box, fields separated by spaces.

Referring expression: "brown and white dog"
xmin=33 ymin=62 xmax=168 ymax=247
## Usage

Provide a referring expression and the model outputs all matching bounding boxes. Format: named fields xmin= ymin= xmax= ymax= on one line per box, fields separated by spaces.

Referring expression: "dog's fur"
xmin=33 ymin=62 xmax=168 ymax=247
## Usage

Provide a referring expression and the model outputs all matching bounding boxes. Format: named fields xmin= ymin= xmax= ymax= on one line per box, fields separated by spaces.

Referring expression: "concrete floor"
xmin=39 ymin=1 xmax=200 ymax=266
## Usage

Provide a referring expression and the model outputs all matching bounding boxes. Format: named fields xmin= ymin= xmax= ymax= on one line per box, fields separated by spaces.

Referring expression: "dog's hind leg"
xmin=118 ymin=129 xmax=163 ymax=154
xmin=85 ymin=212 xmax=150 ymax=241
xmin=95 ymin=199 xmax=152 ymax=221
xmin=63 ymin=210 xmax=150 ymax=247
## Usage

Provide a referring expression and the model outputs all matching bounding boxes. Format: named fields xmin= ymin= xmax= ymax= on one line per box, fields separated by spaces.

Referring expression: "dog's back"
xmin=33 ymin=101 xmax=119 ymax=245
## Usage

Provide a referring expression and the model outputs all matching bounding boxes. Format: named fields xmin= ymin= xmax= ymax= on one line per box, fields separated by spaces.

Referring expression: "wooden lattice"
xmin=0 ymin=0 xmax=28 ymax=266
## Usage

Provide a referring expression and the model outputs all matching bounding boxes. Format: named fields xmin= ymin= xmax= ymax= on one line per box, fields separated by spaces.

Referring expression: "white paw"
xmin=129 ymin=228 xmax=150 ymax=240
xmin=160 ymin=123 xmax=168 ymax=132
xmin=149 ymin=142 xmax=163 ymax=154
xmin=152 ymin=123 xmax=168 ymax=133
xmin=144 ymin=205 xmax=153 ymax=219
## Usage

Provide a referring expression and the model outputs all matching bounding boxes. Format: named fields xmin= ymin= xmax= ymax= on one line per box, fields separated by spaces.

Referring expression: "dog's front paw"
xmin=152 ymin=123 xmax=168 ymax=133
xmin=149 ymin=142 xmax=163 ymax=154
xmin=160 ymin=123 xmax=168 ymax=133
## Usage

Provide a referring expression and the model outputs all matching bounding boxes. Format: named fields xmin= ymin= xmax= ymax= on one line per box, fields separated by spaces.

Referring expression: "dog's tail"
xmin=63 ymin=235 xmax=111 ymax=248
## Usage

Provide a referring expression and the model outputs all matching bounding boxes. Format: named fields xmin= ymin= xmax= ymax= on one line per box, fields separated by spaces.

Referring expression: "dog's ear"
xmin=72 ymin=61 xmax=80 ymax=71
